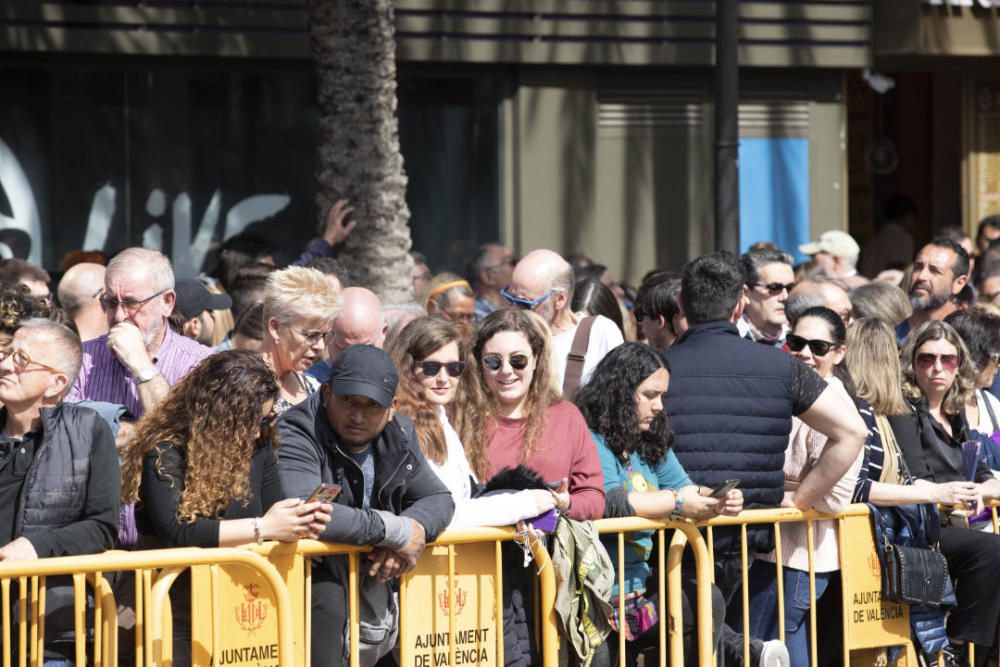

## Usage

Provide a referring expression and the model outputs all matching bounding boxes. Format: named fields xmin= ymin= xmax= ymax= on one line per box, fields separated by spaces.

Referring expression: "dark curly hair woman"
xmin=121 ymin=350 xmax=331 ymax=667
xmin=574 ymin=343 xmax=741 ymax=667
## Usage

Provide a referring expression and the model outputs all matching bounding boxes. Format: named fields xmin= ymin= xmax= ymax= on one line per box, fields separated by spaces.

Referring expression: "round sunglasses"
xmin=786 ymin=334 xmax=835 ymax=357
xmin=417 ymin=360 xmax=466 ymax=378
xmin=481 ymin=353 xmax=530 ymax=371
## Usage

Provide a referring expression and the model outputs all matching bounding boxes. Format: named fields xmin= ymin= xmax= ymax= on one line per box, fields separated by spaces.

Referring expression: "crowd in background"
xmin=3 ymin=198 xmax=1000 ymax=667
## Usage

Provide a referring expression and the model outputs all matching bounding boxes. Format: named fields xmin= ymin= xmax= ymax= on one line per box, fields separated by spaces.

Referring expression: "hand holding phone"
xmin=307 ymin=483 xmax=342 ymax=504
xmin=709 ymin=479 xmax=740 ymax=499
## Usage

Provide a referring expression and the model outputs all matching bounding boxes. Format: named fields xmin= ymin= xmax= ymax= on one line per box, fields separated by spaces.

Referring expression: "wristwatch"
xmin=133 ymin=367 xmax=160 ymax=386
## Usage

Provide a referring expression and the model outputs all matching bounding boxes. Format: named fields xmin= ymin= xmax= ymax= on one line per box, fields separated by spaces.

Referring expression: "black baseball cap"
xmin=328 ymin=345 xmax=398 ymax=407
xmin=175 ymin=280 xmax=233 ymax=319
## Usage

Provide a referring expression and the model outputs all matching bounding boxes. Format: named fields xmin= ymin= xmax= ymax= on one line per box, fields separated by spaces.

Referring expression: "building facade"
xmin=0 ymin=1 xmax=871 ymax=282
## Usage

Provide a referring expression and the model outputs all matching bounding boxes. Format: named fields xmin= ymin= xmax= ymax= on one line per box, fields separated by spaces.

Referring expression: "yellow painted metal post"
xmin=774 ymin=519 xmax=785 ymax=643
xmin=657 ymin=529 xmax=666 ymax=667
xmin=806 ymin=520 xmax=817 ymax=667
xmin=617 ymin=532 xmax=626 ymax=665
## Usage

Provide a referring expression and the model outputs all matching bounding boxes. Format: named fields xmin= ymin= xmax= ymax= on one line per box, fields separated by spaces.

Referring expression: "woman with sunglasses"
xmin=455 ymin=308 xmax=605 ymax=520
xmin=744 ymin=306 xmax=865 ymax=666
xmin=576 ymin=342 xmax=738 ymax=667
xmin=845 ymin=318 xmax=1000 ymax=664
xmin=386 ymin=316 xmax=556 ymax=528
xmin=455 ymin=309 xmax=604 ymax=665
xmin=121 ymin=350 xmax=331 ymax=666
xmin=259 ymin=267 xmax=341 ymax=413
xmin=896 ymin=320 xmax=1000 ymax=662
xmin=944 ymin=308 xmax=1000 ymax=452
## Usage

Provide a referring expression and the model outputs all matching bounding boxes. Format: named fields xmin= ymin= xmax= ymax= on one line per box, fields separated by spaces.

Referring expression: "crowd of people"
xmin=4 ymin=202 xmax=1000 ymax=667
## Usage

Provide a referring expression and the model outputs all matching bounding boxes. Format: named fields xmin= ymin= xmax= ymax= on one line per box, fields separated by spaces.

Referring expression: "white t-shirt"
xmin=550 ymin=314 xmax=624 ymax=392
xmin=427 ymin=408 xmax=543 ymax=529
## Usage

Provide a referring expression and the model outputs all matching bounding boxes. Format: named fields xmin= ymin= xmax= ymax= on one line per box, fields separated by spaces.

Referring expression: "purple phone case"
xmin=527 ymin=508 xmax=561 ymax=534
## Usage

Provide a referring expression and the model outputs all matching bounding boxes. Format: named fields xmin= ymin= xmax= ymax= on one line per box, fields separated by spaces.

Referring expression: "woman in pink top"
xmin=455 ymin=308 xmax=605 ymax=521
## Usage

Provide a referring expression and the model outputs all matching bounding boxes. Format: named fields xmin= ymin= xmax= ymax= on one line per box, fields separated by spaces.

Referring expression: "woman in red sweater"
xmin=455 ymin=308 xmax=605 ymax=520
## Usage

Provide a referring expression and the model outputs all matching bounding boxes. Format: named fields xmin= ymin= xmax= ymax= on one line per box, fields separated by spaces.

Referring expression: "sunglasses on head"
xmin=786 ymin=334 xmax=834 ymax=357
xmin=418 ymin=360 xmax=466 ymax=378
xmin=915 ymin=353 xmax=959 ymax=371
xmin=482 ymin=353 xmax=530 ymax=371
xmin=754 ymin=282 xmax=796 ymax=296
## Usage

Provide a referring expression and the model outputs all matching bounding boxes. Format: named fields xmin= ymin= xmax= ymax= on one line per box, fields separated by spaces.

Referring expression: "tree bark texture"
xmin=310 ymin=0 xmax=413 ymax=303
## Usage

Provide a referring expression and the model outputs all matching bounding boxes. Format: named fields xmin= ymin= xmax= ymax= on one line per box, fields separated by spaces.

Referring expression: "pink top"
xmin=486 ymin=401 xmax=606 ymax=520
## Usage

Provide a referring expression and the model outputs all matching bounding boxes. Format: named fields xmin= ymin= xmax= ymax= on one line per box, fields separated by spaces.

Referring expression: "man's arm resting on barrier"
xmin=366 ymin=519 xmax=427 ymax=582
xmin=793 ymin=385 xmax=868 ymax=511
xmin=19 ymin=417 xmax=120 ymax=558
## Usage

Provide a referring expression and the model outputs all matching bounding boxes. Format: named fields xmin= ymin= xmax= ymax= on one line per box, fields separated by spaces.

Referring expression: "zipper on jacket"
xmin=376 ymin=451 xmax=410 ymax=508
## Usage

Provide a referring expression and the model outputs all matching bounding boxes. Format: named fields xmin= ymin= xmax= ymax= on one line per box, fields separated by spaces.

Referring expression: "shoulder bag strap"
xmin=562 ymin=316 xmax=597 ymax=398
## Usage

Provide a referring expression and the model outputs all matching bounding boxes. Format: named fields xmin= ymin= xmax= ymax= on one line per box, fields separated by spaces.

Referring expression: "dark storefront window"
xmin=0 ymin=65 xmax=500 ymax=279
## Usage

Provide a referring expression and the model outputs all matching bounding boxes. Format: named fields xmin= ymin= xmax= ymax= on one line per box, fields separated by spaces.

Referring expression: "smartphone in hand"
xmin=307 ymin=483 xmax=342 ymax=504
xmin=709 ymin=479 xmax=740 ymax=499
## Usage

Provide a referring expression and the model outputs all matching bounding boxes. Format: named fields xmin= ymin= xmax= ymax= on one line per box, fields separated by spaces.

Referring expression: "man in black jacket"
xmin=278 ymin=344 xmax=454 ymax=667
xmin=0 ymin=318 xmax=120 ymax=661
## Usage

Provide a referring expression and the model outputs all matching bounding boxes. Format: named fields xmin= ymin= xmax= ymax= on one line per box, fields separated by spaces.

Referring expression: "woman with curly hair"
xmin=575 ymin=342 xmax=738 ymax=666
xmin=121 ymin=350 xmax=331 ymax=666
xmin=386 ymin=316 xmax=555 ymax=528
xmin=453 ymin=308 xmax=605 ymax=520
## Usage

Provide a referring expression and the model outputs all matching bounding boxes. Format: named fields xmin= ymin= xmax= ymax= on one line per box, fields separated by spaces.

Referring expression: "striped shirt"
xmin=66 ymin=327 xmax=214 ymax=419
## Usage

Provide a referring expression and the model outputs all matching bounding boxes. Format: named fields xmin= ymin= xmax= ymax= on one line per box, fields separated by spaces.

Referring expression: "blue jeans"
xmin=746 ymin=561 xmax=832 ymax=667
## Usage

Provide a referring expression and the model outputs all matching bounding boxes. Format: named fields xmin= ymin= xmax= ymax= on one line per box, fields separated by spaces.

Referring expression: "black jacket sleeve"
xmin=23 ymin=417 xmax=120 ymax=557
xmin=139 ymin=445 xmax=222 ymax=548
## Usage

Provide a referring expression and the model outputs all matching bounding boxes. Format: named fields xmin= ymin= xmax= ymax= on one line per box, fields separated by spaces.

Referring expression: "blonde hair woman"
xmin=260 ymin=267 xmax=341 ymax=412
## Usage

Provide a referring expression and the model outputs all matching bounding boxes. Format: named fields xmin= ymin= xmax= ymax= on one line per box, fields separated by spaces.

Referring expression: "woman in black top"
xmin=898 ymin=321 xmax=1000 ymax=664
xmin=121 ymin=350 xmax=331 ymax=666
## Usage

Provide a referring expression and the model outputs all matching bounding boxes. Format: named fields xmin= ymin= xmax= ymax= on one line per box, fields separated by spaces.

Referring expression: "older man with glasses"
xmin=66 ymin=248 xmax=214 ymax=424
xmin=505 ymin=249 xmax=623 ymax=396
xmin=0 ymin=318 xmax=119 ymax=662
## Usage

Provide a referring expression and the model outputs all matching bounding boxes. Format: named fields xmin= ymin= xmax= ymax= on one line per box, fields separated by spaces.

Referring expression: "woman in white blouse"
xmin=385 ymin=316 xmax=555 ymax=528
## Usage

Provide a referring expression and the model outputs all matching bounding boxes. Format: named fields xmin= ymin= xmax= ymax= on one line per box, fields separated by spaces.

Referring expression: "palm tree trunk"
xmin=309 ymin=0 xmax=413 ymax=303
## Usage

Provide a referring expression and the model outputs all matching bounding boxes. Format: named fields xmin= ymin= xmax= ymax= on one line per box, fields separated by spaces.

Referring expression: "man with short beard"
xmin=896 ymin=238 xmax=970 ymax=344
xmin=66 ymin=248 xmax=213 ymax=422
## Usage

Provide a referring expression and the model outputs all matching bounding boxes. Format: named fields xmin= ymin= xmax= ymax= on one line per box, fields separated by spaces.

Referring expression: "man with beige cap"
xmin=799 ymin=231 xmax=868 ymax=288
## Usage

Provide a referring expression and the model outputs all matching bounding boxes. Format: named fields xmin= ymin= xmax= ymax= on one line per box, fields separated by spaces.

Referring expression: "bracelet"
xmin=670 ymin=489 xmax=684 ymax=516
xmin=253 ymin=517 xmax=263 ymax=545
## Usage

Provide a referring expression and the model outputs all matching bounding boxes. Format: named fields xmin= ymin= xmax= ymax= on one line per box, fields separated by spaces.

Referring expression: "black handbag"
xmin=869 ymin=450 xmax=954 ymax=609
xmin=882 ymin=540 xmax=951 ymax=608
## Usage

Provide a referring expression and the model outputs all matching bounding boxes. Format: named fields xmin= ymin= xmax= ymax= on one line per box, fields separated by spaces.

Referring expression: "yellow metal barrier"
xmin=0 ymin=547 xmax=293 ymax=667
xmin=5 ymin=501 xmax=1000 ymax=667
xmin=248 ymin=525 xmax=557 ymax=667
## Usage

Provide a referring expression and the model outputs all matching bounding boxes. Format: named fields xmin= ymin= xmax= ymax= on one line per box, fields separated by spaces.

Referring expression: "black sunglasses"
xmin=786 ymin=334 xmax=834 ymax=357
xmin=418 ymin=360 xmax=466 ymax=378
xmin=754 ymin=282 xmax=796 ymax=296
xmin=482 ymin=353 xmax=530 ymax=371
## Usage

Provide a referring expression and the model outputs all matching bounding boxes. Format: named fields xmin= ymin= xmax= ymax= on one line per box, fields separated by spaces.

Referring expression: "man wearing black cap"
xmin=173 ymin=279 xmax=233 ymax=347
xmin=277 ymin=344 xmax=454 ymax=667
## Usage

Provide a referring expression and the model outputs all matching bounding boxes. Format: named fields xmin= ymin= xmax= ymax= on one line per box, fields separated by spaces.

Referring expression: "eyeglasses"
xmin=786 ymin=334 xmax=835 ymax=357
xmin=99 ymin=289 xmax=166 ymax=314
xmin=500 ymin=286 xmax=555 ymax=310
xmin=754 ymin=282 xmax=796 ymax=296
xmin=444 ymin=311 xmax=474 ymax=324
xmin=0 ymin=348 xmax=64 ymax=375
xmin=294 ymin=328 xmax=332 ymax=345
xmin=633 ymin=307 xmax=647 ymax=323
xmin=482 ymin=353 xmax=530 ymax=371
xmin=915 ymin=353 xmax=960 ymax=371
xmin=418 ymin=361 xmax=466 ymax=378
